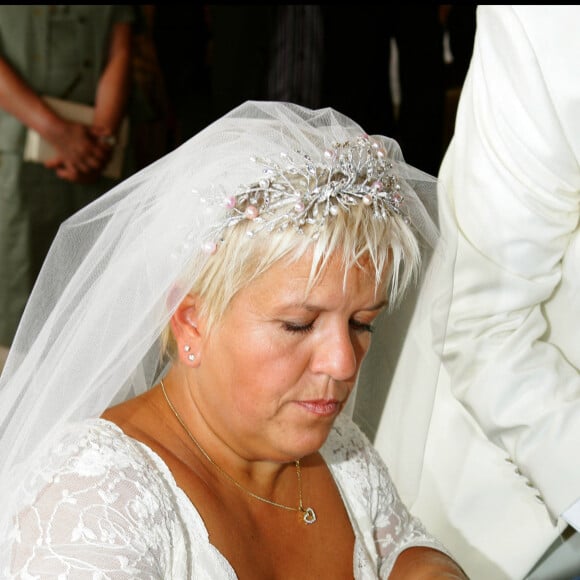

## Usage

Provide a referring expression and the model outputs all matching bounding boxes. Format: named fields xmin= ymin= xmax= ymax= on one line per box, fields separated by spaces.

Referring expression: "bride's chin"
xmin=278 ymin=425 xmax=335 ymax=459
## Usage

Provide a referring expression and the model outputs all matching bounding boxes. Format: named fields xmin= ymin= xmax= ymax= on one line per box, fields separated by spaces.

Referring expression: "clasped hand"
xmin=44 ymin=120 xmax=115 ymax=184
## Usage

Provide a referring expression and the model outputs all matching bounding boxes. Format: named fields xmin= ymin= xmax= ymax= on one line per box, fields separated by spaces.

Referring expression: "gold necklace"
xmin=160 ymin=379 xmax=317 ymax=524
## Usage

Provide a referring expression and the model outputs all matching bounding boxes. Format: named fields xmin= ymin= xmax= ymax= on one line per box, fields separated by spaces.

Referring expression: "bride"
xmin=0 ymin=101 xmax=465 ymax=578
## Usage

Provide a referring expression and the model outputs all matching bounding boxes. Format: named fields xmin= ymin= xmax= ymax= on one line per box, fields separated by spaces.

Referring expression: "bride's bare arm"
xmin=391 ymin=546 xmax=469 ymax=579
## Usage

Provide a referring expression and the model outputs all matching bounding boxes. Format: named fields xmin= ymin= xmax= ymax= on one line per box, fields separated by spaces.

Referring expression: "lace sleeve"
xmin=324 ymin=415 xmax=452 ymax=578
xmin=8 ymin=421 xmax=179 ymax=579
xmin=367 ymin=445 xmax=450 ymax=577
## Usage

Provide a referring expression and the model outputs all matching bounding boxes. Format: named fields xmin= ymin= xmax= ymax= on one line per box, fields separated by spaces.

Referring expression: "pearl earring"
xmin=184 ymin=344 xmax=195 ymax=362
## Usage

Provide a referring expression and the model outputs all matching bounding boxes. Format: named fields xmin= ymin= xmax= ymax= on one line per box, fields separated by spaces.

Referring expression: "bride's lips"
xmin=295 ymin=399 xmax=341 ymax=417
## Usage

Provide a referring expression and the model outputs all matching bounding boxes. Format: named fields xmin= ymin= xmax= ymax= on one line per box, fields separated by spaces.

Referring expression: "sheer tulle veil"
xmin=0 ymin=101 xmax=453 ymax=568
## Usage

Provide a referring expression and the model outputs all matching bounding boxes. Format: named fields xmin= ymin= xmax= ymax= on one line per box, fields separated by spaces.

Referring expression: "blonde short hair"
xmin=162 ymin=197 xmax=420 ymax=360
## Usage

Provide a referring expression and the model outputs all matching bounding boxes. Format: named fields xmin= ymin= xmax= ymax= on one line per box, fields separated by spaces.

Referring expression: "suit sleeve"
xmin=439 ymin=5 xmax=580 ymax=519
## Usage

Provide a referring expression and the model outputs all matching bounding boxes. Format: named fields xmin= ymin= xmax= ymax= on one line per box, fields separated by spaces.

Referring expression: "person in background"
xmin=0 ymin=5 xmax=134 ymax=362
xmin=0 ymin=100 xmax=467 ymax=578
xmin=372 ymin=5 xmax=580 ymax=579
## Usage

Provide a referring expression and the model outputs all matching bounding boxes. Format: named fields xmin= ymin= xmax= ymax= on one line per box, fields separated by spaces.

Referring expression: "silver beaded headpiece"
xmin=204 ymin=134 xmax=406 ymax=251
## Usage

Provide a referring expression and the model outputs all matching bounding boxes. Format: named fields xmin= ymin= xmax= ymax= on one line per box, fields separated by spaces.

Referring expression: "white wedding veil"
xmin=0 ymin=101 xmax=451 ymax=568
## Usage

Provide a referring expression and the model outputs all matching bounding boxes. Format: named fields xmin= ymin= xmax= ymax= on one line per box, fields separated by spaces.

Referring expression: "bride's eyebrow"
xmin=284 ymin=299 xmax=388 ymax=313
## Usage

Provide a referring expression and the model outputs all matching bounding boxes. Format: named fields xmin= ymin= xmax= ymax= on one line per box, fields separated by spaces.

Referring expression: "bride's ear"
xmin=170 ymin=294 xmax=203 ymax=366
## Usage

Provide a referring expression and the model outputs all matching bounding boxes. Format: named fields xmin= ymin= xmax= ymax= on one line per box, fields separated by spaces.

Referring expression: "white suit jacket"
xmin=372 ymin=6 xmax=580 ymax=579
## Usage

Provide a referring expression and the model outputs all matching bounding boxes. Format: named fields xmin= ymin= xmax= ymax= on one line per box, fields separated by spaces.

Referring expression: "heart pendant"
xmin=302 ymin=507 xmax=317 ymax=524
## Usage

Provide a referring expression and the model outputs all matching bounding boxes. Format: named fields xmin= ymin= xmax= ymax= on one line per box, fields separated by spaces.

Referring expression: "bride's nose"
xmin=310 ymin=324 xmax=358 ymax=381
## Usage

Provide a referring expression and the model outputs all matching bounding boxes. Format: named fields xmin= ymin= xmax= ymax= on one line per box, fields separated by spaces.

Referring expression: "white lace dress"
xmin=6 ymin=413 xmax=447 ymax=579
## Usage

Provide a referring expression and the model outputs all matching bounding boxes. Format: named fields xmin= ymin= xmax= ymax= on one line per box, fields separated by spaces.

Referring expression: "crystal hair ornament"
xmin=204 ymin=134 xmax=409 ymax=247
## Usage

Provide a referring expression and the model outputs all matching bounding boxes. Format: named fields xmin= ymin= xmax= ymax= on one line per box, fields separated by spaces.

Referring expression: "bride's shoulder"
xmin=21 ymin=417 xmax=182 ymax=531
xmin=28 ymin=418 xmax=162 ymax=490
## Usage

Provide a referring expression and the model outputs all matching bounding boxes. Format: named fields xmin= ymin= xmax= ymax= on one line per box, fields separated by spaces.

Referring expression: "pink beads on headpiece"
xmin=224 ymin=195 xmax=237 ymax=210
xmin=244 ymin=205 xmax=259 ymax=220
xmin=202 ymin=241 xmax=218 ymax=255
